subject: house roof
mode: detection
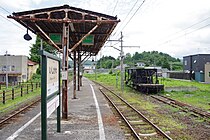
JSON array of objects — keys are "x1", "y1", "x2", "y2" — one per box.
[
  {"x1": 28, "y1": 60, "x2": 38, "y2": 66},
  {"x1": 183, "y1": 54, "x2": 210, "y2": 58},
  {"x1": 8, "y1": 5, "x2": 119, "y2": 56}
]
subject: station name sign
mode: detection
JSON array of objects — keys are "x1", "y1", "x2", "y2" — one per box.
[
  {"x1": 82, "y1": 35, "x2": 94, "y2": 45},
  {"x1": 47, "y1": 58, "x2": 59, "y2": 97}
]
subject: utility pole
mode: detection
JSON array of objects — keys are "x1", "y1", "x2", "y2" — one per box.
[
  {"x1": 5, "y1": 51, "x2": 8, "y2": 88},
  {"x1": 120, "y1": 32, "x2": 124, "y2": 92},
  {"x1": 107, "y1": 32, "x2": 140, "y2": 93}
]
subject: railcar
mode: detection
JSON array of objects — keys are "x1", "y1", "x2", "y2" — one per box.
[{"x1": 125, "y1": 68, "x2": 164, "y2": 93}]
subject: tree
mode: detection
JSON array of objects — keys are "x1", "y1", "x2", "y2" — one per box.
[
  {"x1": 29, "y1": 36, "x2": 57, "y2": 63},
  {"x1": 96, "y1": 56, "x2": 115, "y2": 69}
]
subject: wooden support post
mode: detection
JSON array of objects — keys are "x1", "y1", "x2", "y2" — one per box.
[
  {"x1": 3, "y1": 90, "x2": 5, "y2": 104},
  {"x1": 21, "y1": 86, "x2": 23, "y2": 96},
  {"x1": 12, "y1": 88, "x2": 14, "y2": 100},
  {"x1": 62, "y1": 23, "x2": 69, "y2": 119},
  {"x1": 79, "y1": 53, "x2": 82, "y2": 86},
  {"x1": 73, "y1": 51, "x2": 77, "y2": 99},
  {"x1": 27, "y1": 84, "x2": 29, "y2": 94},
  {"x1": 77, "y1": 51, "x2": 80, "y2": 91}
]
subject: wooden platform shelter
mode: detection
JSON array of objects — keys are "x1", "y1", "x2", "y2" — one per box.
[{"x1": 8, "y1": 4, "x2": 120, "y2": 119}]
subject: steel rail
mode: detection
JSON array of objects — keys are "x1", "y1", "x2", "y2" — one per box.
[
  {"x1": 0, "y1": 97, "x2": 41, "y2": 127},
  {"x1": 99, "y1": 88, "x2": 141, "y2": 140},
  {"x1": 96, "y1": 81, "x2": 172, "y2": 140},
  {"x1": 151, "y1": 95, "x2": 210, "y2": 118}
]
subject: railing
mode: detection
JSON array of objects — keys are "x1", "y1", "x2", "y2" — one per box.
[{"x1": 0, "y1": 82, "x2": 41, "y2": 104}]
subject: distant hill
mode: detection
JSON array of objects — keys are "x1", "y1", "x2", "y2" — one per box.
[
  {"x1": 69, "y1": 51, "x2": 183, "y2": 70},
  {"x1": 97, "y1": 51, "x2": 183, "y2": 70}
]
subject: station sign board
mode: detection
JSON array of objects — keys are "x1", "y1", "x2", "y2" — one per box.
[
  {"x1": 49, "y1": 33, "x2": 62, "y2": 44},
  {"x1": 39, "y1": 50, "x2": 61, "y2": 140},
  {"x1": 82, "y1": 35, "x2": 94, "y2": 45},
  {"x1": 47, "y1": 58, "x2": 59, "y2": 97}
]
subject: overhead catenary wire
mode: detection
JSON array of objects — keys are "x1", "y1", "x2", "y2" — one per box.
[
  {"x1": 115, "y1": 0, "x2": 146, "y2": 37},
  {"x1": 157, "y1": 23, "x2": 210, "y2": 46},
  {"x1": 164, "y1": 16, "x2": 210, "y2": 40},
  {"x1": 112, "y1": 0, "x2": 140, "y2": 36},
  {"x1": 0, "y1": 14, "x2": 25, "y2": 31},
  {"x1": 112, "y1": 0, "x2": 119, "y2": 15},
  {"x1": 120, "y1": 0, "x2": 146, "y2": 31},
  {"x1": 0, "y1": 5, "x2": 11, "y2": 14},
  {"x1": 0, "y1": 5, "x2": 26, "y2": 31}
]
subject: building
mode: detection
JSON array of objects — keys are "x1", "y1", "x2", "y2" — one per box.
[
  {"x1": 135, "y1": 62, "x2": 145, "y2": 67},
  {"x1": 183, "y1": 54, "x2": 210, "y2": 82},
  {"x1": 27, "y1": 60, "x2": 39, "y2": 80},
  {"x1": 0, "y1": 55, "x2": 28, "y2": 83},
  {"x1": 183, "y1": 54, "x2": 210, "y2": 73},
  {"x1": 205, "y1": 62, "x2": 210, "y2": 83}
]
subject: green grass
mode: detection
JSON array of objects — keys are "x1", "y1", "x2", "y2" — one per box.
[
  {"x1": 84, "y1": 73, "x2": 210, "y2": 138},
  {"x1": 84, "y1": 73, "x2": 186, "y2": 132},
  {"x1": 0, "y1": 88, "x2": 40, "y2": 114},
  {"x1": 160, "y1": 78, "x2": 210, "y2": 90},
  {"x1": 159, "y1": 78, "x2": 210, "y2": 111}
]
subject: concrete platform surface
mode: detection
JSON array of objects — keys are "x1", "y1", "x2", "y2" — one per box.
[{"x1": 0, "y1": 78, "x2": 125, "y2": 140}]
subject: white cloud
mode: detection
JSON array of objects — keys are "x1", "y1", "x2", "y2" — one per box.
[{"x1": 1, "y1": 0, "x2": 210, "y2": 59}]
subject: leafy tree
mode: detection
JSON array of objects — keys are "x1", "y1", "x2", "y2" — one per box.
[
  {"x1": 96, "y1": 51, "x2": 182, "y2": 70},
  {"x1": 96, "y1": 56, "x2": 115, "y2": 69},
  {"x1": 29, "y1": 36, "x2": 57, "y2": 63}
]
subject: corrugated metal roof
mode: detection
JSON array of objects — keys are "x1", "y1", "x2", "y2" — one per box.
[{"x1": 8, "y1": 5, "x2": 120, "y2": 56}]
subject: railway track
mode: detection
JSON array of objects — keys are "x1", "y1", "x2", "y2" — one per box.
[
  {"x1": 0, "y1": 97, "x2": 41, "y2": 128},
  {"x1": 96, "y1": 82, "x2": 172, "y2": 140},
  {"x1": 151, "y1": 95, "x2": 210, "y2": 119}
]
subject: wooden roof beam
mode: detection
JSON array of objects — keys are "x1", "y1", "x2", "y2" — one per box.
[
  {"x1": 8, "y1": 15, "x2": 120, "y2": 24},
  {"x1": 69, "y1": 23, "x2": 100, "y2": 52},
  {"x1": 35, "y1": 23, "x2": 61, "y2": 51}
]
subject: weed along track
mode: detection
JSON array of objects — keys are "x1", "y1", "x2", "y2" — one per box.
[
  {"x1": 97, "y1": 83, "x2": 172, "y2": 140},
  {"x1": 0, "y1": 97, "x2": 40, "y2": 128},
  {"x1": 151, "y1": 95, "x2": 210, "y2": 119}
]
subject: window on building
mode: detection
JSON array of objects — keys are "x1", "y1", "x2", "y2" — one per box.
[
  {"x1": 22, "y1": 75, "x2": 26, "y2": 79},
  {"x1": 2, "y1": 65, "x2": 6, "y2": 71},
  {"x1": 209, "y1": 72, "x2": 210, "y2": 77},
  {"x1": 11, "y1": 65, "x2": 15, "y2": 71},
  {"x1": 184, "y1": 60, "x2": 187, "y2": 66},
  {"x1": 7, "y1": 65, "x2": 11, "y2": 71}
]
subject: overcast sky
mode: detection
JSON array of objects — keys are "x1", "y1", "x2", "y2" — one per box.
[{"x1": 0, "y1": 0, "x2": 210, "y2": 59}]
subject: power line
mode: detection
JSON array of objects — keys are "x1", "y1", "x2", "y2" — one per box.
[
  {"x1": 112, "y1": 0, "x2": 119, "y2": 15},
  {"x1": 0, "y1": 5, "x2": 11, "y2": 14},
  {"x1": 0, "y1": 5, "x2": 25, "y2": 31},
  {"x1": 113, "y1": 0, "x2": 139, "y2": 35},
  {"x1": 0, "y1": 14, "x2": 25, "y2": 31},
  {"x1": 158, "y1": 23, "x2": 210, "y2": 46},
  {"x1": 121, "y1": 0, "x2": 146, "y2": 31},
  {"x1": 115, "y1": 0, "x2": 146, "y2": 37},
  {"x1": 166, "y1": 16, "x2": 210, "y2": 39}
]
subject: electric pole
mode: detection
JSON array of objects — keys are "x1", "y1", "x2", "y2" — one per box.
[
  {"x1": 107, "y1": 31, "x2": 140, "y2": 93},
  {"x1": 120, "y1": 32, "x2": 124, "y2": 92}
]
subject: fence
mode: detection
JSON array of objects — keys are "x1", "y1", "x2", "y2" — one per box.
[
  {"x1": 167, "y1": 72, "x2": 194, "y2": 80},
  {"x1": 0, "y1": 82, "x2": 41, "y2": 104}
]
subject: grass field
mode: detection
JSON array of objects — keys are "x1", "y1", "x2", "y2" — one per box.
[
  {"x1": 0, "y1": 88, "x2": 41, "y2": 114},
  {"x1": 85, "y1": 73, "x2": 210, "y2": 111}
]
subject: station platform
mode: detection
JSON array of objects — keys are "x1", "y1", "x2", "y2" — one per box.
[{"x1": 1, "y1": 78, "x2": 125, "y2": 140}]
